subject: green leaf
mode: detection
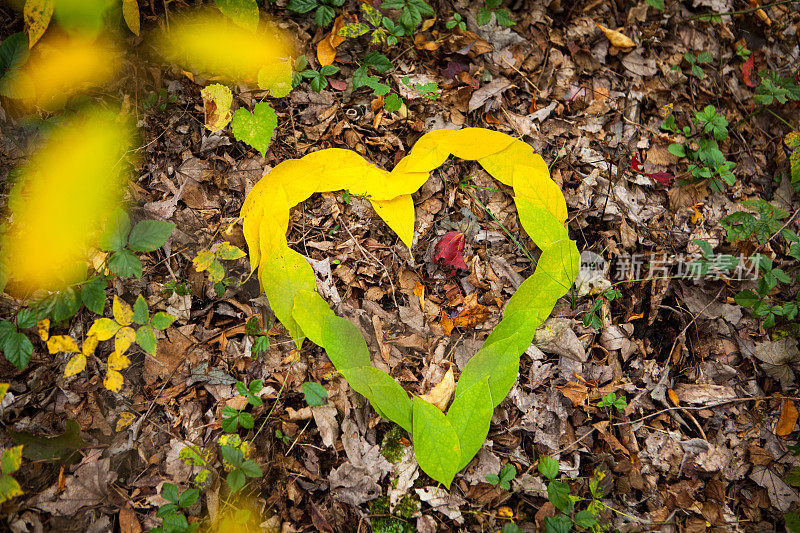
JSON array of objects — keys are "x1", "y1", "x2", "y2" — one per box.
[
  {"x1": 538, "y1": 455, "x2": 559, "y2": 480},
  {"x1": 486, "y1": 474, "x2": 499, "y2": 485},
  {"x1": 363, "y1": 51, "x2": 392, "y2": 73},
  {"x1": 179, "y1": 487, "x2": 200, "y2": 508},
  {"x1": 412, "y1": 398, "x2": 461, "y2": 488},
  {"x1": 0, "y1": 33, "x2": 28, "y2": 71},
  {"x1": 109, "y1": 250, "x2": 143, "y2": 278},
  {"x1": 151, "y1": 312, "x2": 176, "y2": 330},
  {"x1": 50, "y1": 288, "x2": 81, "y2": 322},
  {"x1": 127, "y1": 220, "x2": 175, "y2": 252},
  {"x1": 494, "y1": 8, "x2": 515, "y2": 26},
  {"x1": 132, "y1": 295, "x2": 149, "y2": 325},
  {"x1": 315, "y1": 4, "x2": 335, "y2": 27},
  {"x1": 0, "y1": 321, "x2": 15, "y2": 349},
  {"x1": 476, "y1": 7, "x2": 492, "y2": 26},
  {"x1": 287, "y1": 0, "x2": 318, "y2": 13},
  {"x1": 227, "y1": 469, "x2": 246, "y2": 492},
  {"x1": 239, "y1": 412, "x2": 254, "y2": 429},
  {"x1": 81, "y1": 277, "x2": 106, "y2": 315},
  {"x1": 231, "y1": 102, "x2": 277, "y2": 157},
  {"x1": 236, "y1": 381, "x2": 248, "y2": 396},
  {"x1": 213, "y1": 0, "x2": 260, "y2": 32},
  {"x1": 544, "y1": 514, "x2": 571, "y2": 533},
  {"x1": 9, "y1": 420, "x2": 84, "y2": 464},
  {"x1": 319, "y1": 64, "x2": 340, "y2": 76},
  {"x1": 162, "y1": 513, "x2": 189, "y2": 532},
  {"x1": 447, "y1": 378, "x2": 492, "y2": 471},
  {"x1": 16, "y1": 308, "x2": 36, "y2": 329},
  {"x1": 4, "y1": 332, "x2": 32, "y2": 370},
  {"x1": 221, "y1": 413, "x2": 239, "y2": 433},
  {"x1": 646, "y1": 0, "x2": 664, "y2": 9},
  {"x1": 0, "y1": 474, "x2": 22, "y2": 503},
  {"x1": 384, "y1": 92, "x2": 402, "y2": 113},
  {"x1": 98, "y1": 209, "x2": 130, "y2": 252},
  {"x1": 136, "y1": 325, "x2": 157, "y2": 355},
  {"x1": 162, "y1": 482, "x2": 180, "y2": 503},
  {"x1": 216, "y1": 242, "x2": 246, "y2": 261},
  {"x1": 220, "y1": 444, "x2": 243, "y2": 466},
  {"x1": 696, "y1": 51, "x2": 713, "y2": 63},
  {"x1": 1, "y1": 445, "x2": 23, "y2": 475},
  {"x1": 248, "y1": 379, "x2": 263, "y2": 395},
  {"x1": 499, "y1": 463, "x2": 516, "y2": 483},
  {"x1": 241, "y1": 459, "x2": 262, "y2": 478},
  {"x1": 547, "y1": 480, "x2": 573, "y2": 514},
  {"x1": 302, "y1": 381, "x2": 328, "y2": 406},
  {"x1": 786, "y1": 510, "x2": 800, "y2": 533}
]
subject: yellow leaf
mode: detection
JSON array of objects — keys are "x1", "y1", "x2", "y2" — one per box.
[
  {"x1": 116, "y1": 411, "x2": 137, "y2": 432},
  {"x1": 108, "y1": 350, "x2": 131, "y2": 371},
  {"x1": 24, "y1": 0, "x2": 54, "y2": 48},
  {"x1": 88, "y1": 317, "x2": 121, "y2": 341},
  {"x1": 200, "y1": 83, "x2": 233, "y2": 132},
  {"x1": 64, "y1": 353, "x2": 86, "y2": 377},
  {"x1": 37, "y1": 318, "x2": 50, "y2": 341},
  {"x1": 4, "y1": 107, "x2": 133, "y2": 292},
  {"x1": 370, "y1": 196, "x2": 415, "y2": 249},
  {"x1": 155, "y1": 10, "x2": 293, "y2": 84},
  {"x1": 113, "y1": 295, "x2": 134, "y2": 326},
  {"x1": 0, "y1": 383, "x2": 9, "y2": 403},
  {"x1": 46, "y1": 335, "x2": 80, "y2": 354},
  {"x1": 82, "y1": 334, "x2": 99, "y2": 356},
  {"x1": 418, "y1": 365, "x2": 455, "y2": 411},
  {"x1": 104, "y1": 370, "x2": 124, "y2": 392},
  {"x1": 257, "y1": 58, "x2": 293, "y2": 98},
  {"x1": 777, "y1": 399, "x2": 799, "y2": 437},
  {"x1": 122, "y1": 0, "x2": 140, "y2": 36},
  {"x1": 596, "y1": 23, "x2": 636, "y2": 49},
  {"x1": 114, "y1": 326, "x2": 136, "y2": 356},
  {"x1": 193, "y1": 250, "x2": 216, "y2": 272},
  {"x1": 317, "y1": 16, "x2": 346, "y2": 66}
]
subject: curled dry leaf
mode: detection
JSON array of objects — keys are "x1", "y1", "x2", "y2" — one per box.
[
  {"x1": 753, "y1": 338, "x2": 800, "y2": 387},
  {"x1": 596, "y1": 23, "x2": 636, "y2": 49},
  {"x1": 419, "y1": 365, "x2": 456, "y2": 411},
  {"x1": 317, "y1": 16, "x2": 346, "y2": 66}
]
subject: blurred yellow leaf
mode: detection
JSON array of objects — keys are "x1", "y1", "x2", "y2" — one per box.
[
  {"x1": 0, "y1": 384, "x2": 9, "y2": 403},
  {"x1": 116, "y1": 411, "x2": 137, "y2": 431},
  {"x1": 46, "y1": 335, "x2": 80, "y2": 354},
  {"x1": 88, "y1": 318, "x2": 121, "y2": 341},
  {"x1": 103, "y1": 370, "x2": 123, "y2": 392},
  {"x1": 200, "y1": 83, "x2": 233, "y2": 132},
  {"x1": 122, "y1": 0, "x2": 140, "y2": 36},
  {"x1": 24, "y1": 0, "x2": 54, "y2": 48},
  {"x1": 82, "y1": 334, "x2": 99, "y2": 356},
  {"x1": 108, "y1": 350, "x2": 131, "y2": 371},
  {"x1": 257, "y1": 58, "x2": 292, "y2": 98},
  {"x1": 64, "y1": 353, "x2": 86, "y2": 377},
  {"x1": 596, "y1": 23, "x2": 635, "y2": 49},
  {"x1": 114, "y1": 326, "x2": 136, "y2": 356},
  {"x1": 155, "y1": 9, "x2": 293, "y2": 84},
  {"x1": 4, "y1": 108, "x2": 133, "y2": 293},
  {"x1": 37, "y1": 318, "x2": 50, "y2": 341},
  {"x1": 113, "y1": 295, "x2": 134, "y2": 326}
]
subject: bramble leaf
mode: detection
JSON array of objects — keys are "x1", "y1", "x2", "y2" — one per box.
[{"x1": 232, "y1": 101, "x2": 277, "y2": 157}]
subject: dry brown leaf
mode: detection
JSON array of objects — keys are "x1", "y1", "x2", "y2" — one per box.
[
  {"x1": 596, "y1": 23, "x2": 635, "y2": 49},
  {"x1": 452, "y1": 293, "x2": 490, "y2": 330},
  {"x1": 440, "y1": 313, "x2": 454, "y2": 336},
  {"x1": 777, "y1": 399, "x2": 798, "y2": 437},
  {"x1": 419, "y1": 365, "x2": 455, "y2": 411},
  {"x1": 317, "y1": 16, "x2": 346, "y2": 66}
]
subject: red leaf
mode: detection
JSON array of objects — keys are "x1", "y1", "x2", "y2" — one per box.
[
  {"x1": 630, "y1": 154, "x2": 644, "y2": 173},
  {"x1": 434, "y1": 231, "x2": 468, "y2": 271},
  {"x1": 647, "y1": 171, "x2": 673, "y2": 185},
  {"x1": 742, "y1": 56, "x2": 757, "y2": 88}
]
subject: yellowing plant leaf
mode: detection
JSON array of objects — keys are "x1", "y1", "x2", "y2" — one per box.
[
  {"x1": 0, "y1": 384, "x2": 8, "y2": 403},
  {"x1": 37, "y1": 318, "x2": 50, "y2": 341},
  {"x1": 777, "y1": 399, "x2": 799, "y2": 437},
  {"x1": 116, "y1": 411, "x2": 137, "y2": 432},
  {"x1": 418, "y1": 365, "x2": 455, "y2": 411},
  {"x1": 596, "y1": 23, "x2": 635, "y2": 49},
  {"x1": 193, "y1": 250, "x2": 216, "y2": 272},
  {"x1": 200, "y1": 83, "x2": 233, "y2": 132},
  {"x1": 24, "y1": 0, "x2": 54, "y2": 48},
  {"x1": 257, "y1": 58, "x2": 292, "y2": 98},
  {"x1": 155, "y1": 9, "x2": 293, "y2": 84},
  {"x1": 88, "y1": 318, "x2": 122, "y2": 341},
  {"x1": 114, "y1": 326, "x2": 136, "y2": 356},
  {"x1": 103, "y1": 370, "x2": 123, "y2": 392},
  {"x1": 10, "y1": 34, "x2": 120, "y2": 111},
  {"x1": 122, "y1": 0, "x2": 140, "y2": 36},
  {"x1": 113, "y1": 296, "x2": 134, "y2": 326},
  {"x1": 46, "y1": 335, "x2": 80, "y2": 354},
  {"x1": 4, "y1": 107, "x2": 133, "y2": 292},
  {"x1": 317, "y1": 16, "x2": 346, "y2": 66},
  {"x1": 64, "y1": 353, "x2": 87, "y2": 377},
  {"x1": 108, "y1": 350, "x2": 131, "y2": 371},
  {"x1": 82, "y1": 334, "x2": 99, "y2": 356}
]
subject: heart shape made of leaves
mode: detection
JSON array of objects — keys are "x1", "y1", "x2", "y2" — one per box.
[{"x1": 241, "y1": 128, "x2": 579, "y2": 486}]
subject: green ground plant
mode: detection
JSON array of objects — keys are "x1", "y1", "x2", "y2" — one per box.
[{"x1": 477, "y1": 0, "x2": 516, "y2": 26}]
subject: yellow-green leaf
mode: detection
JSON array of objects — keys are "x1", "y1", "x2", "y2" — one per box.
[
  {"x1": 200, "y1": 83, "x2": 233, "y2": 132},
  {"x1": 114, "y1": 326, "x2": 136, "y2": 356},
  {"x1": 0, "y1": 474, "x2": 23, "y2": 503},
  {"x1": 64, "y1": 353, "x2": 86, "y2": 377},
  {"x1": 193, "y1": 250, "x2": 216, "y2": 272},
  {"x1": 24, "y1": 0, "x2": 54, "y2": 48},
  {"x1": 216, "y1": 241, "x2": 246, "y2": 260},
  {"x1": 46, "y1": 335, "x2": 80, "y2": 354},
  {"x1": 37, "y1": 318, "x2": 50, "y2": 341},
  {"x1": 0, "y1": 384, "x2": 8, "y2": 403},
  {"x1": 257, "y1": 58, "x2": 293, "y2": 98},
  {"x1": 113, "y1": 295, "x2": 134, "y2": 326},
  {"x1": 108, "y1": 350, "x2": 131, "y2": 371},
  {"x1": 103, "y1": 370, "x2": 123, "y2": 392},
  {"x1": 1, "y1": 445, "x2": 23, "y2": 474},
  {"x1": 88, "y1": 317, "x2": 121, "y2": 341},
  {"x1": 207, "y1": 260, "x2": 225, "y2": 282},
  {"x1": 122, "y1": 0, "x2": 140, "y2": 36}
]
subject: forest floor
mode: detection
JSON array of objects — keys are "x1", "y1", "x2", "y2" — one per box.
[{"x1": 1, "y1": 0, "x2": 800, "y2": 532}]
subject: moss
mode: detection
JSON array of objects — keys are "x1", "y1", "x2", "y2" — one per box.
[
  {"x1": 369, "y1": 496, "x2": 415, "y2": 533},
  {"x1": 394, "y1": 495, "x2": 419, "y2": 520},
  {"x1": 380, "y1": 425, "x2": 406, "y2": 464}
]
